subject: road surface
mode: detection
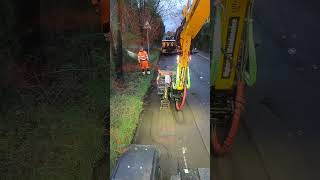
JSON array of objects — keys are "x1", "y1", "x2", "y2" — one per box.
[
  {"x1": 134, "y1": 53, "x2": 210, "y2": 179},
  {"x1": 214, "y1": 0, "x2": 320, "y2": 179}
]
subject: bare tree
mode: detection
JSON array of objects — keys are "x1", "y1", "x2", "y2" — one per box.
[{"x1": 110, "y1": 0, "x2": 125, "y2": 80}]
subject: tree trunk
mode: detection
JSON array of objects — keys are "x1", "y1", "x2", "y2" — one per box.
[
  {"x1": 115, "y1": 0, "x2": 124, "y2": 80},
  {"x1": 138, "y1": 0, "x2": 145, "y2": 46}
]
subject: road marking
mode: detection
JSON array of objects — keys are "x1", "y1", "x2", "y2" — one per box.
[
  {"x1": 182, "y1": 147, "x2": 189, "y2": 170},
  {"x1": 182, "y1": 147, "x2": 187, "y2": 154},
  {"x1": 197, "y1": 53, "x2": 210, "y2": 61}
]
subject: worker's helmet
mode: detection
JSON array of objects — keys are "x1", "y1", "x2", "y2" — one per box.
[{"x1": 139, "y1": 46, "x2": 144, "y2": 51}]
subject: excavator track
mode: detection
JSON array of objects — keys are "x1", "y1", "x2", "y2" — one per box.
[
  {"x1": 160, "y1": 99, "x2": 170, "y2": 110},
  {"x1": 211, "y1": 90, "x2": 234, "y2": 151},
  {"x1": 211, "y1": 81, "x2": 246, "y2": 155}
]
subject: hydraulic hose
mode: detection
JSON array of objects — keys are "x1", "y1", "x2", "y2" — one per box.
[
  {"x1": 175, "y1": 66, "x2": 190, "y2": 110},
  {"x1": 212, "y1": 80, "x2": 245, "y2": 155},
  {"x1": 175, "y1": 86, "x2": 187, "y2": 111}
]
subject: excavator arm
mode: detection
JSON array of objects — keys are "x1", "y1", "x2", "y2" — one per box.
[
  {"x1": 173, "y1": 0, "x2": 210, "y2": 110},
  {"x1": 175, "y1": 0, "x2": 210, "y2": 91},
  {"x1": 176, "y1": 0, "x2": 257, "y2": 155}
]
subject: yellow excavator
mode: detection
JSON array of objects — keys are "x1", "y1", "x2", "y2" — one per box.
[
  {"x1": 174, "y1": 0, "x2": 257, "y2": 155},
  {"x1": 157, "y1": 0, "x2": 210, "y2": 111}
]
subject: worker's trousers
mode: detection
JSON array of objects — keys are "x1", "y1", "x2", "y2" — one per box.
[{"x1": 140, "y1": 60, "x2": 150, "y2": 72}]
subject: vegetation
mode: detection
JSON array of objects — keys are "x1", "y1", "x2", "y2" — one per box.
[
  {"x1": 110, "y1": 0, "x2": 165, "y2": 81},
  {"x1": 1, "y1": 0, "x2": 165, "y2": 179},
  {"x1": 0, "y1": 33, "x2": 107, "y2": 180},
  {"x1": 0, "y1": 1, "x2": 107, "y2": 179},
  {"x1": 110, "y1": 50, "x2": 160, "y2": 170},
  {"x1": 193, "y1": 22, "x2": 211, "y2": 52},
  {"x1": 109, "y1": 0, "x2": 165, "y2": 170}
]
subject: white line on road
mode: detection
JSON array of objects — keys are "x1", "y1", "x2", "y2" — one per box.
[
  {"x1": 196, "y1": 53, "x2": 210, "y2": 61},
  {"x1": 182, "y1": 147, "x2": 189, "y2": 170}
]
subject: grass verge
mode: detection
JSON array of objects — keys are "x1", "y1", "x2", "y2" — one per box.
[
  {"x1": 0, "y1": 33, "x2": 107, "y2": 180},
  {"x1": 110, "y1": 49, "x2": 160, "y2": 170}
]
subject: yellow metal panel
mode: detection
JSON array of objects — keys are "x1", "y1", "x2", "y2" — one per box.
[
  {"x1": 177, "y1": 35, "x2": 191, "y2": 90},
  {"x1": 183, "y1": 0, "x2": 210, "y2": 38},
  {"x1": 214, "y1": 0, "x2": 249, "y2": 90}
]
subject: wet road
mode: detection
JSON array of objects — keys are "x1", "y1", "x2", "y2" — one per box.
[
  {"x1": 134, "y1": 53, "x2": 210, "y2": 179},
  {"x1": 214, "y1": 0, "x2": 320, "y2": 179}
]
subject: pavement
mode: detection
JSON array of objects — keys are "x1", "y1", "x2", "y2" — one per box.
[
  {"x1": 134, "y1": 53, "x2": 210, "y2": 179},
  {"x1": 214, "y1": 0, "x2": 320, "y2": 179},
  {"x1": 188, "y1": 52, "x2": 211, "y2": 154}
]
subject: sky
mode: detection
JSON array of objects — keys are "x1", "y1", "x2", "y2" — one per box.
[{"x1": 160, "y1": 0, "x2": 188, "y2": 32}]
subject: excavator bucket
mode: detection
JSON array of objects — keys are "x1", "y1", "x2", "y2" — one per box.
[{"x1": 157, "y1": 70, "x2": 175, "y2": 110}]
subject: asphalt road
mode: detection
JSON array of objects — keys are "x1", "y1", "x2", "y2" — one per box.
[
  {"x1": 134, "y1": 53, "x2": 210, "y2": 179},
  {"x1": 214, "y1": 0, "x2": 320, "y2": 179}
]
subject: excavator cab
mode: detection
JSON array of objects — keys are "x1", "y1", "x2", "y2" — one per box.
[{"x1": 111, "y1": 145, "x2": 162, "y2": 180}]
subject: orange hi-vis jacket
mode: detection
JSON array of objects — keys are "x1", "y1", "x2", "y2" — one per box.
[
  {"x1": 138, "y1": 50, "x2": 149, "y2": 61},
  {"x1": 138, "y1": 50, "x2": 149, "y2": 70}
]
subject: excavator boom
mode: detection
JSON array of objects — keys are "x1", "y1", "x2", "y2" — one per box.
[{"x1": 176, "y1": 0, "x2": 210, "y2": 90}]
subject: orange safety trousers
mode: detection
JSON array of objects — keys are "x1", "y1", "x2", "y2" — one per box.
[{"x1": 140, "y1": 60, "x2": 149, "y2": 71}]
